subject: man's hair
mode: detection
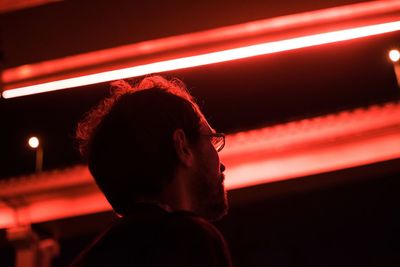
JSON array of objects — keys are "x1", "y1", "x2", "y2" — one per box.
[{"x1": 76, "y1": 75, "x2": 204, "y2": 215}]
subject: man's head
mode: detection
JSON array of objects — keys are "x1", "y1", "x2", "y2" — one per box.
[{"x1": 76, "y1": 75, "x2": 227, "y2": 220}]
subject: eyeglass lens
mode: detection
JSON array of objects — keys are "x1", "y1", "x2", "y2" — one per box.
[{"x1": 212, "y1": 136, "x2": 224, "y2": 152}]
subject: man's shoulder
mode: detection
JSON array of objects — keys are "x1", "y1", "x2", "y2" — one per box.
[
  {"x1": 100, "y1": 208, "x2": 224, "y2": 246},
  {"x1": 70, "y1": 209, "x2": 232, "y2": 267},
  {"x1": 158, "y1": 211, "x2": 232, "y2": 267}
]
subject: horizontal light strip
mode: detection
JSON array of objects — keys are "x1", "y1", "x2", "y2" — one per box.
[
  {"x1": 1, "y1": 101, "x2": 400, "y2": 228},
  {"x1": 224, "y1": 130, "x2": 400, "y2": 190},
  {"x1": 1, "y1": 130, "x2": 399, "y2": 228},
  {"x1": 4, "y1": 0, "x2": 400, "y2": 85},
  {"x1": 3, "y1": 20, "x2": 400, "y2": 99},
  {"x1": 0, "y1": 190, "x2": 111, "y2": 228}
]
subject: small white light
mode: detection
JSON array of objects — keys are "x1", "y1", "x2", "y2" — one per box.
[
  {"x1": 389, "y1": 49, "x2": 400, "y2": 62},
  {"x1": 28, "y1": 137, "x2": 40, "y2": 148}
]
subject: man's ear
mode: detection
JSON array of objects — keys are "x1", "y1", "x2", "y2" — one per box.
[{"x1": 173, "y1": 129, "x2": 194, "y2": 167}]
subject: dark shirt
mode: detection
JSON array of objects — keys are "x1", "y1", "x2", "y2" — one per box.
[{"x1": 70, "y1": 203, "x2": 232, "y2": 267}]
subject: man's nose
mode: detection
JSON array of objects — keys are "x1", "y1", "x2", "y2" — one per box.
[{"x1": 220, "y1": 163, "x2": 226, "y2": 172}]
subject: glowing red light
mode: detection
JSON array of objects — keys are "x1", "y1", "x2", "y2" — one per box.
[
  {"x1": 2, "y1": 20, "x2": 400, "y2": 99},
  {"x1": 2, "y1": 0, "x2": 400, "y2": 98}
]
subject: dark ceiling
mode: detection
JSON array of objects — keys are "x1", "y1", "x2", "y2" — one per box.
[{"x1": 1, "y1": 0, "x2": 399, "y2": 179}]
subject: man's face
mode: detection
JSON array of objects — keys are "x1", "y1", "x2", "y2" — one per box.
[{"x1": 190, "y1": 120, "x2": 228, "y2": 221}]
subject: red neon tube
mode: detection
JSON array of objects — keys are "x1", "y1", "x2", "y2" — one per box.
[{"x1": 2, "y1": 1, "x2": 400, "y2": 98}]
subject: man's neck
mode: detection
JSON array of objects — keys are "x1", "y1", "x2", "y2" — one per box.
[{"x1": 134, "y1": 200, "x2": 172, "y2": 212}]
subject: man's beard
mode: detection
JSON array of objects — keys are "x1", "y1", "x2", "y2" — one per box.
[{"x1": 191, "y1": 163, "x2": 228, "y2": 221}]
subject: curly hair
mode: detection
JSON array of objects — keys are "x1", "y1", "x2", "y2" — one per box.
[{"x1": 76, "y1": 75, "x2": 205, "y2": 215}]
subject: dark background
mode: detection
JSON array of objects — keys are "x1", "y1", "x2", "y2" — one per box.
[
  {"x1": 1, "y1": 1, "x2": 400, "y2": 266},
  {"x1": 1, "y1": 0, "x2": 399, "y2": 179}
]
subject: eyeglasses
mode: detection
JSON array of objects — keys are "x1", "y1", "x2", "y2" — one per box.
[{"x1": 204, "y1": 133, "x2": 225, "y2": 152}]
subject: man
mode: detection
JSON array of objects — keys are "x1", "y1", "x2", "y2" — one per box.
[{"x1": 70, "y1": 75, "x2": 232, "y2": 266}]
